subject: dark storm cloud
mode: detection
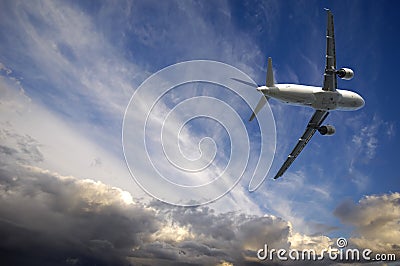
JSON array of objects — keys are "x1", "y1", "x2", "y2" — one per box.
[
  {"x1": 0, "y1": 140, "x2": 301, "y2": 265},
  {"x1": 1, "y1": 129, "x2": 393, "y2": 265},
  {"x1": 0, "y1": 164, "x2": 160, "y2": 266},
  {"x1": 0, "y1": 134, "x2": 157, "y2": 265},
  {"x1": 147, "y1": 202, "x2": 292, "y2": 264}
]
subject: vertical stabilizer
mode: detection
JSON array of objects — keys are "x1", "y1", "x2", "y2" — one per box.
[{"x1": 266, "y1": 57, "x2": 274, "y2": 87}]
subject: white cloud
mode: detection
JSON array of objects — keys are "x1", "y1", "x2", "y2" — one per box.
[
  {"x1": 253, "y1": 169, "x2": 336, "y2": 238},
  {"x1": 0, "y1": 0, "x2": 276, "y2": 209},
  {"x1": 346, "y1": 113, "x2": 394, "y2": 164},
  {"x1": 0, "y1": 70, "x2": 145, "y2": 199},
  {"x1": 1, "y1": 0, "x2": 146, "y2": 142},
  {"x1": 341, "y1": 113, "x2": 395, "y2": 191},
  {"x1": 289, "y1": 233, "x2": 332, "y2": 254},
  {"x1": 334, "y1": 193, "x2": 400, "y2": 255}
]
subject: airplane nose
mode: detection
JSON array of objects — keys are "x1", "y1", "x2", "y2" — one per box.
[{"x1": 356, "y1": 94, "x2": 365, "y2": 108}]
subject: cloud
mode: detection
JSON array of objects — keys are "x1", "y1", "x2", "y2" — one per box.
[
  {"x1": 0, "y1": 0, "x2": 144, "y2": 151},
  {"x1": 0, "y1": 0, "x2": 333, "y2": 233},
  {"x1": 0, "y1": 128, "x2": 44, "y2": 164},
  {"x1": 0, "y1": 164, "x2": 159, "y2": 266},
  {"x1": 334, "y1": 193, "x2": 400, "y2": 255},
  {"x1": 253, "y1": 169, "x2": 337, "y2": 239},
  {"x1": 341, "y1": 113, "x2": 396, "y2": 191},
  {"x1": 2, "y1": 1, "x2": 397, "y2": 264},
  {"x1": 0, "y1": 0, "x2": 268, "y2": 129},
  {"x1": 0, "y1": 0, "x2": 276, "y2": 208},
  {"x1": 1, "y1": 51, "x2": 271, "y2": 222},
  {"x1": 0, "y1": 144, "x2": 334, "y2": 265},
  {"x1": 346, "y1": 114, "x2": 394, "y2": 164},
  {"x1": 0, "y1": 73, "x2": 145, "y2": 201}
]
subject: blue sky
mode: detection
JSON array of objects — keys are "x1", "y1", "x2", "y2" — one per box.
[{"x1": 0, "y1": 0, "x2": 399, "y2": 265}]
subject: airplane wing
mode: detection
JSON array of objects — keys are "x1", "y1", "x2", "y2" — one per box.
[
  {"x1": 322, "y1": 9, "x2": 337, "y2": 92},
  {"x1": 273, "y1": 110, "x2": 329, "y2": 179}
]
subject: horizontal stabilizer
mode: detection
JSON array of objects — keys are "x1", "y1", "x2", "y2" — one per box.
[
  {"x1": 249, "y1": 95, "x2": 268, "y2": 121},
  {"x1": 231, "y1": 78, "x2": 258, "y2": 88}
]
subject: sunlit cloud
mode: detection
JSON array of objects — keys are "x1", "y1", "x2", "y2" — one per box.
[{"x1": 334, "y1": 193, "x2": 400, "y2": 256}]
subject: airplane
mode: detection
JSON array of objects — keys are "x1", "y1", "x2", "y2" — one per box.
[{"x1": 235, "y1": 9, "x2": 365, "y2": 179}]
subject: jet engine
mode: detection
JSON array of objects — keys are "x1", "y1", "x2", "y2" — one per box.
[
  {"x1": 318, "y1": 125, "x2": 335, "y2": 135},
  {"x1": 336, "y1": 68, "x2": 354, "y2": 80}
]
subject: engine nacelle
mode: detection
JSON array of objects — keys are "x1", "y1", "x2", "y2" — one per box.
[
  {"x1": 336, "y1": 68, "x2": 354, "y2": 80},
  {"x1": 318, "y1": 125, "x2": 335, "y2": 136}
]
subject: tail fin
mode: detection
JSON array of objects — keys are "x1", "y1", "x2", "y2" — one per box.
[{"x1": 266, "y1": 57, "x2": 274, "y2": 87}]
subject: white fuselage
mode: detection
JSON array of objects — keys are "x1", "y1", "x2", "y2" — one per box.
[{"x1": 258, "y1": 84, "x2": 365, "y2": 111}]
